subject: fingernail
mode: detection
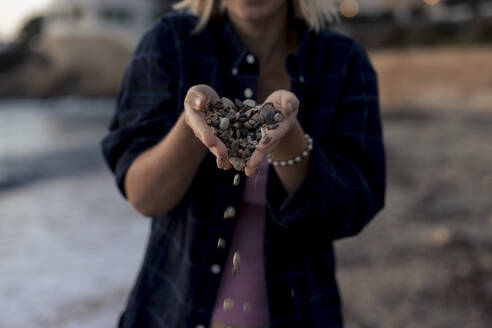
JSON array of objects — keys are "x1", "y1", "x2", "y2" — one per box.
[
  {"x1": 195, "y1": 96, "x2": 202, "y2": 107},
  {"x1": 287, "y1": 101, "x2": 294, "y2": 111},
  {"x1": 262, "y1": 135, "x2": 272, "y2": 145}
]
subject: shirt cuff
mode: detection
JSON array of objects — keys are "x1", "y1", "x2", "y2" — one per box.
[{"x1": 266, "y1": 138, "x2": 334, "y2": 229}]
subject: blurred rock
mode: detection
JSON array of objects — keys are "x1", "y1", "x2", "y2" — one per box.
[
  {"x1": 370, "y1": 47, "x2": 492, "y2": 112},
  {"x1": 432, "y1": 225, "x2": 452, "y2": 246},
  {"x1": 0, "y1": 36, "x2": 131, "y2": 98}
]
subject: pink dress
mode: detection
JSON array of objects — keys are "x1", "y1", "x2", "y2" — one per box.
[{"x1": 210, "y1": 160, "x2": 270, "y2": 327}]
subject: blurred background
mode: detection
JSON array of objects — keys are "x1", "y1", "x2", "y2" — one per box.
[{"x1": 0, "y1": 0, "x2": 491, "y2": 327}]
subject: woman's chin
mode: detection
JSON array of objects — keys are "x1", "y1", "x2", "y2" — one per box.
[
  {"x1": 226, "y1": 0, "x2": 288, "y2": 23},
  {"x1": 233, "y1": 9, "x2": 278, "y2": 23}
]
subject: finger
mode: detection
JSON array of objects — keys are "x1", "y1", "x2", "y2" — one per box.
[
  {"x1": 263, "y1": 90, "x2": 300, "y2": 116},
  {"x1": 210, "y1": 140, "x2": 229, "y2": 169},
  {"x1": 245, "y1": 138, "x2": 280, "y2": 176},
  {"x1": 185, "y1": 85, "x2": 220, "y2": 111},
  {"x1": 246, "y1": 141, "x2": 278, "y2": 174},
  {"x1": 186, "y1": 110, "x2": 229, "y2": 164},
  {"x1": 185, "y1": 91, "x2": 208, "y2": 111},
  {"x1": 192, "y1": 84, "x2": 220, "y2": 101},
  {"x1": 244, "y1": 165, "x2": 257, "y2": 177},
  {"x1": 186, "y1": 109, "x2": 212, "y2": 141},
  {"x1": 277, "y1": 91, "x2": 300, "y2": 116}
]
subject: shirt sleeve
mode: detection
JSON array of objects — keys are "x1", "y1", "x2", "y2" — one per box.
[
  {"x1": 266, "y1": 42, "x2": 386, "y2": 240},
  {"x1": 101, "y1": 20, "x2": 180, "y2": 198}
]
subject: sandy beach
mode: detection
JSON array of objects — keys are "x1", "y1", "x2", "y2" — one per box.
[{"x1": 1, "y1": 46, "x2": 491, "y2": 327}]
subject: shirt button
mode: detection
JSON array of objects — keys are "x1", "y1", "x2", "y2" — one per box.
[
  {"x1": 291, "y1": 289, "x2": 295, "y2": 298},
  {"x1": 246, "y1": 54, "x2": 255, "y2": 64},
  {"x1": 223, "y1": 206, "x2": 236, "y2": 219},
  {"x1": 211, "y1": 264, "x2": 221, "y2": 274},
  {"x1": 217, "y1": 238, "x2": 226, "y2": 249},
  {"x1": 244, "y1": 88, "x2": 253, "y2": 99},
  {"x1": 231, "y1": 67, "x2": 238, "y2": 76},
  {"x1": 299, "y1": 75, "x2": 305, "y2": 83}
]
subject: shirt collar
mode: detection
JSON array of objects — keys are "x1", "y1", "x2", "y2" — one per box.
[
  {"x1": 216, "y1": 13, "x2": 311, "y2": 72},
  {"x1": 219, "y1": 14, "x2": 250, "y2": 69}
]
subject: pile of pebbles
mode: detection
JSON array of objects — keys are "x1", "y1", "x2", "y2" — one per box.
[{"x1": 204, "y1": 97, "x2": 284, "y2": 172}]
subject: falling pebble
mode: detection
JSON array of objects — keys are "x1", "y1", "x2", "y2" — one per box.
[
  {"x1": 431, "y1": 225, "x2": 451, "y2": 246},
  {"x1": 223, "y1": 206, "x2": 236, "y2": 219},
  {"x1": 233, "y1": 174, "x2": 241, "y2": 186},
  {"x1": 223, "y1": 298, "x2": 234, "y2": 312},
  {"x1": 233, "y1": 251, "x2": 241, "y2": 276}
]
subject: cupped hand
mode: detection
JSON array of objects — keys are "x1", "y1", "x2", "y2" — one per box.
[
  {"x1": 183, "y1": 84, "x2": 232, "y2": 170},
  {"x1": 245, "y1": 90, "x2": 300, "y2": 176}
]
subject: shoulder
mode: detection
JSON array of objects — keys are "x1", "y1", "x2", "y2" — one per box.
[
  {"x1": 135, "y1": 12, "x2": 197, "y2": 53},
  {"x1": 158, "y1": 11, "x2": 197, "y2": 35},
  {"x1": 317, "y1": 28, "x2": 370, "y2": 59},
  {"x1": 311, "y1": 28, "x2": 375, "y2": 76}
]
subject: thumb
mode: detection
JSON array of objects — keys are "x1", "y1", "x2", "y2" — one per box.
[{"x1": 279, "y1": 91, "x2": 300, "y2": 115}]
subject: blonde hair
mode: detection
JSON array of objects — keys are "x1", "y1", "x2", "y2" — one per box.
[{"x1": 173, "y1": 0, "x2": 338, "y2": 33}]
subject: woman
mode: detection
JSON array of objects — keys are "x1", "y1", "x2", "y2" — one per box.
[{"x1": 101, "y1": 0, "x2": 386, "y2": 327}]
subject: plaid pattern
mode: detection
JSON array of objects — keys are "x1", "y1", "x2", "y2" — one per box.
[{"x1": 101, "y1": 11, "x2": 385, "y2": 328}]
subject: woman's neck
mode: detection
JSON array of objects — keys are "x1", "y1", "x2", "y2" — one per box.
[{"x1": 228, "y1": 4, "x2": 292, "y2": 66}]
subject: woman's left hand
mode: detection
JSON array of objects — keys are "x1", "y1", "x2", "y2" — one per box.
[{"x1": 245, "y1": 90, "x2": 300, "y2": 176}]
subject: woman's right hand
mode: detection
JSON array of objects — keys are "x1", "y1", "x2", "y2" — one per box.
[{"x1": 183, "y1": 85, "x2": 232, "y2": 170}]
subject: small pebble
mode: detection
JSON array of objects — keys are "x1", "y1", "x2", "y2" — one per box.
[
  {"x1": 233, "y1": 174, "x2": 241, "y2": 186},
  {"x1": 227, "y1": 111, "x2": 237, "y2": 121},
  {"x1": 220, "y1": 117, "x2": 230, "y2": 130},
  {"x1": 260, "y1": 126, "x2": 268, "y2": 139},
  {"x1": 221, "y1": 97, "x2": 235, "y2": 109},
  {"x1": 212, "y1": 100, "x2": 223, "y2": 109},
  {"x1": 238, "y1": 114, "x2": 248, "y2": 122},
  {"x1": 264, "y1": 111, "x2": 276, "y2": 124},
  {"x1": 230, "y1": 140, "x2": 240, "y2": 153},
  {"x1": 261, "y1": 102, "x2": 275, "y2": 112},
  {"x1": 243, "y1": 99, "x2": 256, "y2": 107},
  {"x1": 229, "y1": 157, "x2": 246, "y2": 171},
  {"x1": 274, "y1": 112, "x2": 284, "y2": 122},
  {"x1": 234, "y1": 99, "x2": 245, "y2": 109},
  {"x1": 224, "y1": 206, "x2": 236, "y2": 219}
]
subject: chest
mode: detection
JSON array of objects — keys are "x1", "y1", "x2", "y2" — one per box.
[{"x1": 256, "y1": 64, "x2": 291, "y2": 103}]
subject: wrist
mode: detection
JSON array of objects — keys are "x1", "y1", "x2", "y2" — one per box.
[
  {"x1": 172, "y1": 113, "x2": 208, "y2": 151},
  {"x1": 269, "y1": 120, "x2": 307, "y2": 160}
]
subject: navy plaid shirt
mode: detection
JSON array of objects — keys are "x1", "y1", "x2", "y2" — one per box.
[{"x1": 101, "y1": 11, "x2": 385, "y2": 328}]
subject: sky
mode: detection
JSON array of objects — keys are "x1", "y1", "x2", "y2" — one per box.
[{"x1": 0, "y1": 0, "x2": 50, "y2": 40}]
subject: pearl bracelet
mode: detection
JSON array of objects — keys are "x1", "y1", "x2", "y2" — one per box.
[{"x1": 266, "y1": 133, "x2": 313, "y2": 167}]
